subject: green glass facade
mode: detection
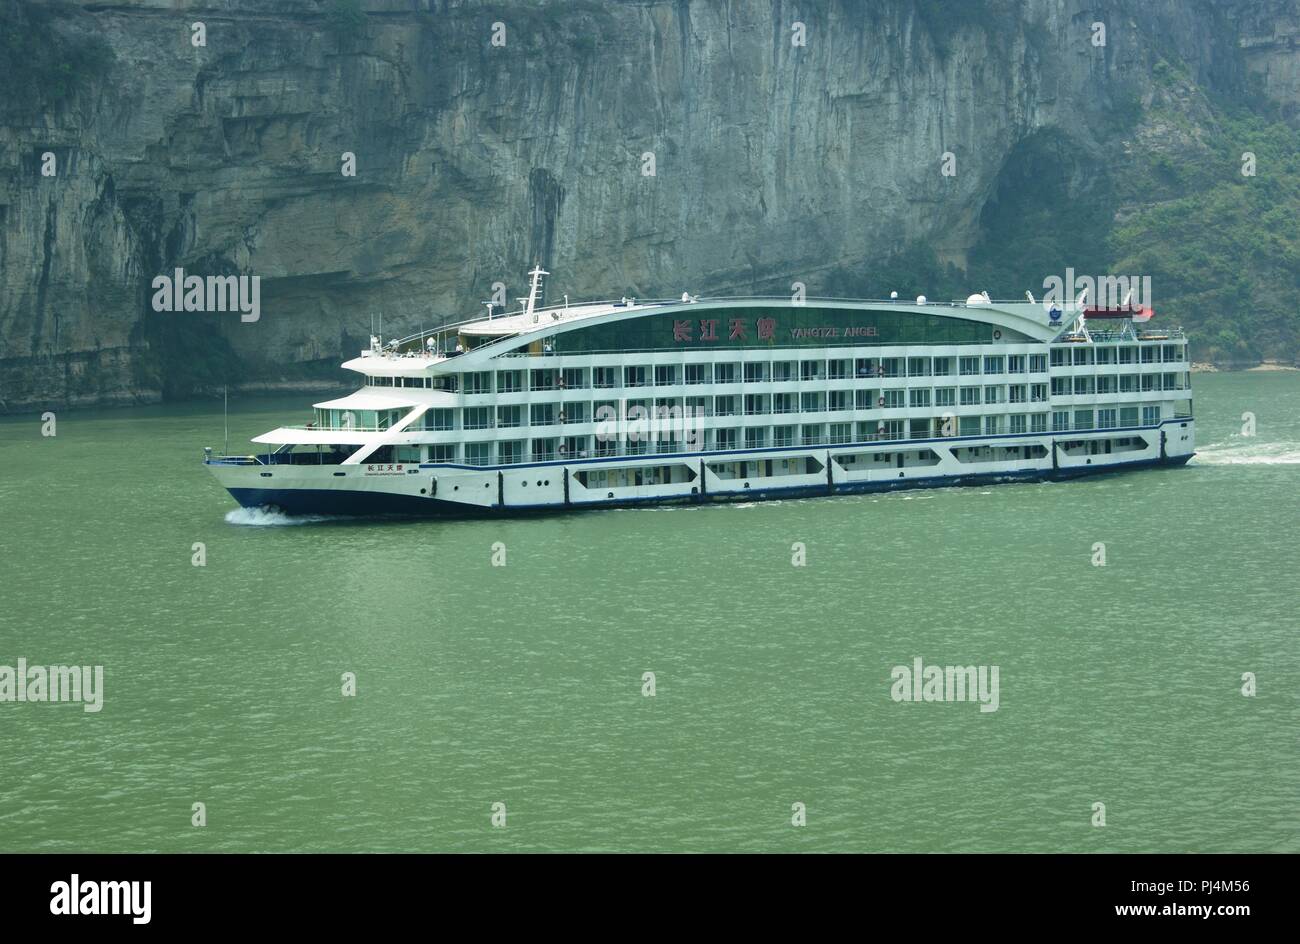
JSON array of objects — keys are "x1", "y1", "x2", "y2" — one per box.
[{"x1": 536, "y1": 305, "x2": 1029, "y2": 354}]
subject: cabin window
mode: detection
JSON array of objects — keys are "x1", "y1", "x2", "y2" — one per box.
[
  {"x1": 714, "y1": 363, "x2": 739, "y2": 384},
  {"x1": 497, "y1": 440, "x2": 524, "y2": 464},
  {"x1": 424, "y1": 409, "x2": 454, "y2": 431},
  {"x1": 800, "y1": 360, "x2": 826, "y2": 381}
]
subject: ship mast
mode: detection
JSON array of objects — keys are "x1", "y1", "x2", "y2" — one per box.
[{"x1": 519, "y1": 265, "x2": 549, "y2": 320}]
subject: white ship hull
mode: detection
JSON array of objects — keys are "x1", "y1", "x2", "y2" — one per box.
[{"x1": 208, "y1": 419, "x2": 1195, "y2": 518}]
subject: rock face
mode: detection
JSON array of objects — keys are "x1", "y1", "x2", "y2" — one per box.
[{"x1": 1, "y1": 0, "x2": 1297, "y2": 411}]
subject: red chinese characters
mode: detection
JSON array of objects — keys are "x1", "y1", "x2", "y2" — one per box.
[{"x1": 672, "y1": 315, "x2": 788, "y2": 343}]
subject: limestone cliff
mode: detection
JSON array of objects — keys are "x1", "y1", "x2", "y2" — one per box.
[{"x1": 1, "y1": 0, "x2": 1296, "y2": 411}]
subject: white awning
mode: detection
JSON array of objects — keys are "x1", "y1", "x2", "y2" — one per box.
[
  {"x1": 251, "y1": 427, "x2": 375, "y2": 445},
  {"x1": 311, "y1": 393, "x2": 417, "y2": 411}
]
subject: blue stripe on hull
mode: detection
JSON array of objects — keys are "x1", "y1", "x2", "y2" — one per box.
[{"x1": 226, "y1": 454, "x2": 1192, "y2": 519}]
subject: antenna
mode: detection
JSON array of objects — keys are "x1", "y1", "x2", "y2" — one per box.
[
  {"x1": 483, "y1": 301, "x2": 495, "y2": 320},
  {"x1": 524, "y1": 264, "x2": 549, "y2": 320},
  {"x1": 223, "y1": 384, "x2": 229, "y2": 457}
]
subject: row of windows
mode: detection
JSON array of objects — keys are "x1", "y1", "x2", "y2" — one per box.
[
  {"x1": 389, "y1": 356, "x2": 1054, "y2": 395},
  {"x1": 427, "y1": 405, "x2": 1166, "y2": 465},
  {"x1": 1050, "y1": 373, "x2": 1189, "y2": 395},
  {"x1": 1052, "y1": 406, "x2": 1162, "y2": 430},
  {"x1": 1049, "y1": 344, "x2": 1185, "y2": 366},
  {"x1": 364, "y1": 345, "x2": 1186, "y2": 396},
  {"x1": 407, "y1": 382, "x2": 1181, "y2": 430}
]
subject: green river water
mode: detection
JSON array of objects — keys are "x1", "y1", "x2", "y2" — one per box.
[{"x1": 0, "y1": 371, "x2": 1296, "y2": 851}]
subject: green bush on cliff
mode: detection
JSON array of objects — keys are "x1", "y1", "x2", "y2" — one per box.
[{"x1": 1108, "y1": 109, "x2": 1300, "y2": 363}]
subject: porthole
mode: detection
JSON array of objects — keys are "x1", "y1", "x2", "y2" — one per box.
[
  {"x1": 453, "y1": 485, "x2": 459, "y2": 491},
  {"x1": 543, "y1": 480, "x2": 550, "y2": 486},
  {"x1": 522, "y1": 481, "x2": 527, "y2": 486},
  {"x1": 743, "y1": 482, "x2": 750, "y2": 488},
  {"x1": 420, "y1": 488, "x2": 427, "y2": 495},
  {"x1": 607, "y1": 491, "x2": 614, "y2": 499},
  {"x1": 485, "y1": 482, "x2": 491, "y2": 488},
  {"x1": 993, "y1": 329, "x2": 1002, "y2": 340}
]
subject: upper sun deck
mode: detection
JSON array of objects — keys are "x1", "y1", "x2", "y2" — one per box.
[{"x1": 343, "y1": 288, "x2": 1183, "y2": 379}]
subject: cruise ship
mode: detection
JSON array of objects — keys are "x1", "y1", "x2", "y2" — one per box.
[{"x1": 204, "y1": 267, "x2": 1194, "y2": 517}]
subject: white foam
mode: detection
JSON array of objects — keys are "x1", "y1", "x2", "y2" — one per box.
[
  {"x1": 224, "y1": 506, "x2": 327, "y2": 526},
  {"x1": 1192, "y1": 441, "x2": 1300, "y2": 466}
]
